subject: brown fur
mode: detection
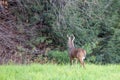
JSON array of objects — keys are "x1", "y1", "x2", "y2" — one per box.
[{"x1": 67, "y1": 34, "x2": 86, "y2": 68}]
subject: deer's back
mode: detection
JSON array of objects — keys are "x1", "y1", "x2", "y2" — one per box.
[
  {"x1": 70, "y1": 48, "x2": 86, "y2": 58},
  {"x1": 77, "y1": 48, "x2": 86, "y2": 57}
]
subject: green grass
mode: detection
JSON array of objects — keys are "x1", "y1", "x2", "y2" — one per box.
[{"x1": 0, "y1": 64, "x2": 120, "y2": 80}]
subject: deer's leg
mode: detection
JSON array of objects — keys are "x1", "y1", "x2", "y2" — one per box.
[
  {"x1": 82, "y1": 61, "x2": 85, "y2": 68},
  {"x1": 75, "y1": 58, "x2": 78, "y2": 64},
  {"x1": 79, "y1": 57, "x2": 85, "y2": 68},
  {"x1": 70, "y1": 57, "x2": 73, "y2": 65}
]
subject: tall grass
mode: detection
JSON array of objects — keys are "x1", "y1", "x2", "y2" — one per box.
[{"x1": 0, "y1": 64, "x2": 120, "y2": 80}]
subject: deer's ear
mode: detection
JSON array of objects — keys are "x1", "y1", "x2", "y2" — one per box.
[
  {"x1": 67, "y1": 34, "x2": 69, "y2": 38},
  {"x1": 71, "y1": 34, "x2": 75, "y2": 40}
]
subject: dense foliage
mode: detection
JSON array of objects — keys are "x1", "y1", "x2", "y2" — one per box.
[{"x1": 0, "y1": 0, "x2": 120, "y2": 64}]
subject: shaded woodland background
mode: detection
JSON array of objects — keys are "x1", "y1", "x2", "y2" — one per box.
[{"x1": 0, "y1": 0, "x2": 120, "y2": 64}]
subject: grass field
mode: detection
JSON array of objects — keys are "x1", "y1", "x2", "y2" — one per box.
[{"x1": 0, "y1": 64, "x2": 120, "y2": 80}]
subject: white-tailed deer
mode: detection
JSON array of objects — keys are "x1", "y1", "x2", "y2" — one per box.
[{"x1": 67, "y1": 34, "x2": 86, "y2": 68}]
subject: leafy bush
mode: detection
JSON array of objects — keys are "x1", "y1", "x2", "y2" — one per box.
[
  {"x1": 48, "y1": 50, "x2": 69, "y2": 64},
  {"x1": 11, "y1": 0, "x2": 120, "y2": 64}
]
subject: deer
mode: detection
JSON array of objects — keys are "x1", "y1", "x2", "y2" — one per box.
[{"x1": 67, "y1": 34, "x2": 86, "y2": 68}]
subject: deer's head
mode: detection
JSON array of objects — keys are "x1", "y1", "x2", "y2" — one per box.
[{"x1": 67, "y1": 34, "x2": 75, "y2": 49}]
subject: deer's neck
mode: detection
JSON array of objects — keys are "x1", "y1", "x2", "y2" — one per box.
[
  {"x1": 68, "y1": 44, "x2": 75, "y2": 50},
  {"x1": 68, "y1": 40, "x2": 75, "y2": 53}
]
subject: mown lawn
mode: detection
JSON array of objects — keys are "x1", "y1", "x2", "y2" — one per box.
[{"x1": 0, "y1": 64, "x2": 120, "y2": 80}]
